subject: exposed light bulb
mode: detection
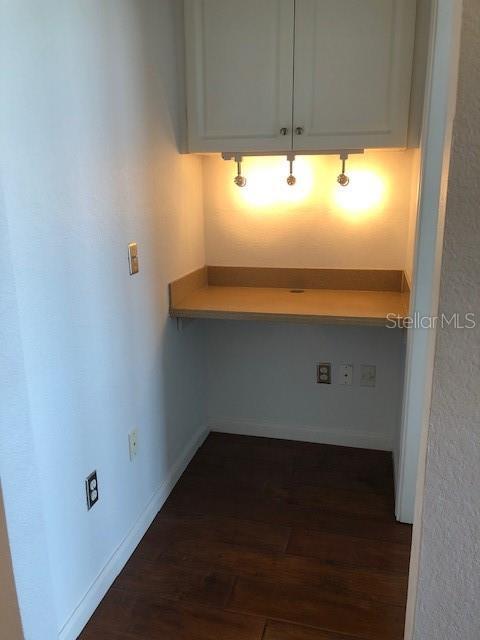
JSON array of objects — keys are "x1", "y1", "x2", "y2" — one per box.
[
  {"x1": 234, "y1": 174, "x2": 247, "y2": 187},
  {"x1": 337, "y1": 154, "x2": 350, "y2": 187},
  {"x1": 337, "y1": 173, "x2": 350, "y2": 187}
]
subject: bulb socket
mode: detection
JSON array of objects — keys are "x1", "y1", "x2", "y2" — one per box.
[
  {"x1": 287, "y1": 175, "x2": 296, "y2": 186},
  {"x1": 337, "y1": 173, "x2": 350, "y2": 187}
]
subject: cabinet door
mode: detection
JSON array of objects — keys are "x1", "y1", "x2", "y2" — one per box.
[
  {"x1": 184, "y1": 0, "x2": 294, "y2": 153},
  {"x1": 293, "y1": 0, "x2": 417, "y2": 151}
]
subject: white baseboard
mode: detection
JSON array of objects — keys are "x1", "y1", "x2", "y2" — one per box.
[
  {"x1": 59, "y1": 424, "x2": 208, "y2": 640},
  {"x1": 208, "y1": 418, "x2": 392, "y2": 451}
]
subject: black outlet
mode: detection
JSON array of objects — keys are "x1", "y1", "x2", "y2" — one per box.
[{"x1": 86, "y1": 470, "x2": 99, "y2": 510}]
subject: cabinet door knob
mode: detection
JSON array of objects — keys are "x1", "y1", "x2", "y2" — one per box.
[
  {"x1": 280, "y1": 127, "x2": 288, "y2": 136},
  {"x1": 295, "y1": 126, "x2": 304, "y2": 135}
]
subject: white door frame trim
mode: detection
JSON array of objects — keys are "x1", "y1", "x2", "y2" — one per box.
[{"x1": 398, "y1": 0, "x2": 464, "y2": 637}]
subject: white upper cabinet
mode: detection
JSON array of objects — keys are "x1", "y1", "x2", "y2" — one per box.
[
  {"x1": 184, "y1": 0, "x2": 294, "y2": 152},
  {"x1": 292, "y1": 0, "x2": 417, "y2": 150},
  {"x1": 184, "y1": 0, "x2": 417, "y2": 153}
]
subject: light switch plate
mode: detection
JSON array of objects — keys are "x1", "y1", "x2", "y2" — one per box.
[
  {"x1": 128, "y1": 242, "x2": 139, "y2": 275},
  {"x1": 128, "y1": 429, "x2": 138, "y2": 460},
  {"x1": 339, "y1": 364, "x2": 353, "y2": 385}
]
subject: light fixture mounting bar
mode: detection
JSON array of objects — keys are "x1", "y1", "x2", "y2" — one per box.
[{"x1": 221, "y1": 149, "x2": 364, "y2": 161}]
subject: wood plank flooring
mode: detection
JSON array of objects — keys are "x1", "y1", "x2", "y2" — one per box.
[{"x1": 80, "y1": 433, "x2": 412, "y2": 640}]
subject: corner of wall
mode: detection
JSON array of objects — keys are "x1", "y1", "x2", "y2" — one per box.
[{"x1": 58, "y1": 424, "x2": 208, "y2": 640}]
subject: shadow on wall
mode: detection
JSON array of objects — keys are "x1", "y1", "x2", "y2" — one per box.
[{"x1": 131, "y1": 0, "x2": 188, "y2": 153}]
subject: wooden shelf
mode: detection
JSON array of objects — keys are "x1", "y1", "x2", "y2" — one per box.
[{"x1": 169, "y1": 267, "x2": 410, "y2": 327}]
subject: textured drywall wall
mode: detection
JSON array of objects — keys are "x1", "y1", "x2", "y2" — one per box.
[
  {"x1": 0, "y1": 0, "x2": 206, "y2": 635},
  {"x1": 203, "y1": 150, "x2": 416, "y2": 270},
  {"x1": 413, "y1": 1, "x2": 480, "y2": 637},
  {"x1": 207, "y1": 321, "x2": 405, "y2": 451}
]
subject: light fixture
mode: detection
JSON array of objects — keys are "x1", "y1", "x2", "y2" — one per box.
[
  {"x1": 233, "y1": 155, "x2": 246, "y2": 188},
  {"x1": 286, "y1": 154, "x2": 296, "y2": 186},
  {"x1": 337, "y1": 153, "x2": 350, "y2": 187},
  {"x1": 221, "y1": 150, "x2": 364, "y2": 197}
]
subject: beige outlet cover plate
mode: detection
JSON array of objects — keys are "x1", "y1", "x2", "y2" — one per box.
[
  {"x1": 360, "y1": 364, "x2": 377, "y2": 387},
  {"x1": 128, "y1": 242, "x2": 139, "y2": 275}
]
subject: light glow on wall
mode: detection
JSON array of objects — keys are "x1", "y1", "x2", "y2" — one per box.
[
  {"x1": 230, "y1": 156, "x2": 387, "y2": 219},
  {"x1": 232, "y1": 157, "x2": 314, "y2": 208},
  {"x1": 332, "y1": 169, "x2": 387, "y2": 216}
]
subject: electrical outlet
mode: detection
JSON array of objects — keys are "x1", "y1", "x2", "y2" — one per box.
[
  {"x1": 128, "y1": 429, "x2": 138, "y2": 460},
  {"x1": 317, "y1": 362, "x2": 332, "y2": 384},
  {"x1": 86, "y1": 471, "x2": 99, "y2": 510},
  {"x1": 339, "y1": 364, "x2": 353, "y2": 385},
  {"x1": 360, "y1": 364, "x2": 377, "y2": 387}
]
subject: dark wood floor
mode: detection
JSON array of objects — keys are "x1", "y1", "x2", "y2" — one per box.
[{"x1": 80, "y1": 433, "x2": 412, "y2": 640}]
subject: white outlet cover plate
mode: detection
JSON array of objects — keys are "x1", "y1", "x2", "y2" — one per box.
[
  {"x1": 339, "y1": 364, "x2": 353, "y2": 385},
  {"x1": 128, "y1": 430, "x2": 138, "y2": 460}
]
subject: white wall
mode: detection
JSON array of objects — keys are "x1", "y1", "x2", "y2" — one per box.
[
  {"x1": 405, "y1": 149, "x2": 422, "y2": 285},
  {"x1": 412, "y1": 1, "x2": 480, "y2": 636},
  {"x1": 405, "y1": 0, "x2": 434, "y2": 286},
  {"x1": 0, "y1": 1, "x2": 206, "y2": 637},
  {"x1": 408, "y1": 0, "x2": 433, "y2": 150},
  {"x1": 207, "y1": 321, "x2": 405, "y2": 451},
  {"x1": 203, "y1": 150, "x2": 416, "y2": 270},
  {"x1": 0, "y1": 193, "x2": 58, "y2": 639},
  {"x1": 395, "y1": 0, "x2": 462, "y2": 528}
]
